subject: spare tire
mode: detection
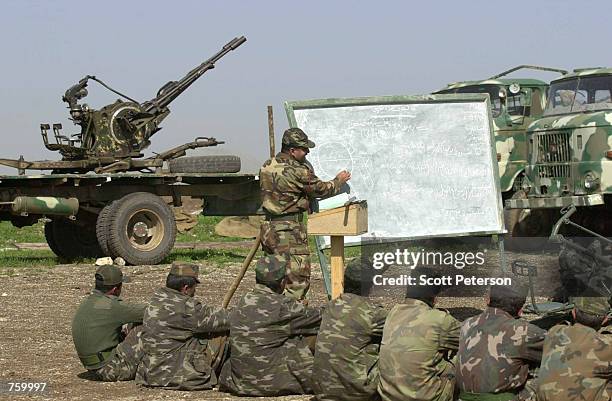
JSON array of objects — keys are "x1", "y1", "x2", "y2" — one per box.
[{"x1": 169, "y1": 155, "x2": 241, "y2": 173}]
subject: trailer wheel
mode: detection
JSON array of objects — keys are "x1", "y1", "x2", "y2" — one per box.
[
  {"x1": 107, "y1": 192, "x2": 176, "y2": 265},
  {"x1": 45, "y1": 219, "x2": 104, "y2": 260},
  {"x1": 96, "y1": 202, "x2": 117, "y2": 257},
  {"x1": 169, "y1": 155, "x2": 241, "y2": 173}
]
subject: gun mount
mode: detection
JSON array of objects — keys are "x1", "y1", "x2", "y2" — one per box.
[{"x1": 0, "y1": 36, "x2": 246, "y2": 174}]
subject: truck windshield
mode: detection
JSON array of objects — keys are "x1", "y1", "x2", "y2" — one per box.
[
  {"x1": 545, "y1": 75, "x2": 612, "y2": 115},
  {"x1": 438, "y1": 85, "x2": 503, "y2": 117}
]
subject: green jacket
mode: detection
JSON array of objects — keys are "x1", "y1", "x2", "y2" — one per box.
[{"x1": 71, "y1": 289, "x2": 145, "y2": 369}]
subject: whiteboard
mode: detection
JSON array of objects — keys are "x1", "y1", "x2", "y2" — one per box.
[{"x1": 285, "y1": 94, "x2": 505, "y2": 244}]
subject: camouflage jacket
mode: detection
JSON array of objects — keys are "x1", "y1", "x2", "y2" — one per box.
[
  {"x1": 135, "y1": 287, "x2": 229, "y2": 390},
  {"x1": 536, "y1": 323, "x2": 612, "y2": 401},
  {"x1": 378, "y1": 299, "x2": 461, "y2": 401},
  {"x1": 260, "y1": 152, "x2": 341, "y2": 215},
  {"x1": 219, "y1": 284, "x2": 322, "y2": 396},
  {"x1": 312, "y1": 293, "x2": 388, "y2": 401},
  {"x1": 456, "y1": 307, "x2": 546, "y2": 396}
]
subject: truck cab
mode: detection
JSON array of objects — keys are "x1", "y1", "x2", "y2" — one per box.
[
  {"x1": 507, "y1": 68, "x2": 612, "y2": 235},
  {"x1": 435, "y1": 76, "x2": 549, "y2": 198}
]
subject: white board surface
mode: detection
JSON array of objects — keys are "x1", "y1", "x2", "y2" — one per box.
[{"x1": 286, "y1": 95, "x2": 505, "y2": 244}]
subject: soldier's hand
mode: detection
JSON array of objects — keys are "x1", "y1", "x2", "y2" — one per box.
[{"x1": 336, "y1": 170, "x2": 351, "y2": 185}]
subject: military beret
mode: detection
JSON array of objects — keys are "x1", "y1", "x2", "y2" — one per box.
[
  {"x1": 95, "y1": 264, "x2": 124, "y2": 286},
  {"x1": 169, "y1": 261, "x2": 201, "y2": 283},
  {"x1": 282, "y1": 128, "x2": 315, "y2": 149},
  {"x1": 255, "y1": 254, "x2": 287, "y2": 284},
  {"x1": 571, "y1": 296, "x2": 611, "y2": 316}
]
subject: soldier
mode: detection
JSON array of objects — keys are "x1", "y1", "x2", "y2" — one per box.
[
  {"x1": 312, "y1": 259, "x2": 388, "y2": 401},
  {"x1": 377, "y1": 275, "x2": 461, "y2": 401},
  {"x1": 259, "y1": 127, "x2": 351, "y2": 299},
  {"x1": 535, "y1": 296, "x2": 611, "y2": 401},
  {"x1": 136, "y1": 262, "x2": 229, "y2": 390},
  {"x1": 456, "y1": 284, "x2": 546, "y2": 401},
  {"x1": 219, "y1": 254, "x2": 323, "y2": 396},
  {"x1": 71, "y1": 264, "x2": 146, "y2": 381}
]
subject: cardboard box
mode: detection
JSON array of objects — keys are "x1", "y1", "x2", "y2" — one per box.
[{"x1": 308, "y1": 201, "x2": 368, "y2": 236}]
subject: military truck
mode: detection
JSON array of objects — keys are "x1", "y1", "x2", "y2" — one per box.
[
  {"x1": 506, "y1": 68, "x2": 612, "y2": 238},
  {"x1": 0, "y1": 36, "x2": 262, "y2": 265},
  {"x1": 434, "y1": 65, "x2": 566, "y2": 202}
]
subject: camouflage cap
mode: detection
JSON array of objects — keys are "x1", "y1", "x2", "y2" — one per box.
[
  {"x1": 169, "y1": 261, "x2": 201, "y2": 283},
  {"x1": 255, "y1": 254, "x2": 287, "y2": 284},
  {"x1": 571, "y1": 296, "x2": 611, "y2": 316},
  {"x1": 95, "y1": 264, "x2": 124, "y2": 286},
  {"x1": 282, "y1": 128, "x2": 315, "y2": 149}
]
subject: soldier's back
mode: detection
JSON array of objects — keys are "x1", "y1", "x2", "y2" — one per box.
[
  {"x1": 536, "y1": 323, "x2": 611, "y2": 401},
  {"x1": 313, "y1": 293, "x2": 387, "y2": 401}
]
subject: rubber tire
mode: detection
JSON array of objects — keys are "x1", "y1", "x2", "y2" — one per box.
[
  {"x1": 504, "y1": 191, "x2": 552, "y2": 252},
  {"x1": 107, "y1": 192, "x2": 177, "y2": 266},
  {"x1": 45, "y1": 219, "x2": 104, "y2": 260},
  {"x1": 96, "y1": 202, "x2": 117, "y2": 257},
  {"x1": 168, "y1": 155, "x2": 241, "y2": 173}
]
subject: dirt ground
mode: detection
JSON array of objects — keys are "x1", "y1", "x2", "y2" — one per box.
[{"x1": 0, "y1": 247, "x2": 562, "y2": 401}]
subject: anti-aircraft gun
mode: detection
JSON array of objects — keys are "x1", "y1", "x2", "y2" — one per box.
[{"x1": 0, "y1": 36, "x2": 247, "y2": 174}]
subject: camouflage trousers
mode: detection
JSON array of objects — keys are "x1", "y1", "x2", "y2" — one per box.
[
  {"x1": 95, "y1": 326, "x2": 144, "y2": 382},
  {"x1": 260, "y1": 220, "x2": 311, "y2": 300}
]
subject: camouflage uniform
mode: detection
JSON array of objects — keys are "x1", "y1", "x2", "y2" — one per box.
[
  {"x1": 219, "y1": 255, "x2": 323, "y2": 396},
  {"x1": 378, "y1": 299, "x2": 461, "y2": 401},
  {"x1": 535, "y1": 297, "x2": 612, "y2": 401},
  {"x1": 71, "y1": 265, "x2": 146, "y2": 381},
  {"x1": 136, "y1": 263, "x2": 229, "y2": 390},
  {"x1": 457, "y1": 307, "x2": 547, "y2": 401},
  {"x1": 312, "y1": 293, "x2": 387, "y2": 401},
  {"x1": 259, "y1": 128, "x2": 342, "y2": 299}
]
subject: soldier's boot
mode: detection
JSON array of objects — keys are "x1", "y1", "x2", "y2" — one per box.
[{"x1": 95, "y1": 326, "x2": 144, "y2": 381}]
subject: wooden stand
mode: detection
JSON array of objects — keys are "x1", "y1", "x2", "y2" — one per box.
[{"x1": 308, "y1": 202, "x2": 368, "y2": 299}]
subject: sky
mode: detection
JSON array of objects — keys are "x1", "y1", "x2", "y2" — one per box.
[{"x1": 0, "y1": 0, "x2": 609, "y2": 174}]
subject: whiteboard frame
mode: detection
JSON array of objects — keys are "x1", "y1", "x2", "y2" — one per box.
[{"x1": 284, "y1": 94, "x2": 505, "y2": 240}]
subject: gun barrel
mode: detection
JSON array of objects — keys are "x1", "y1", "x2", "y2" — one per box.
[{"x1": 145, "y1": 36, "x2": 247, "y2": 112}]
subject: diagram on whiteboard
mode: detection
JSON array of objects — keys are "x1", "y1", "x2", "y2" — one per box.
[{"x1": 286, "y1": 96, "x2": 504, "y2": 243}]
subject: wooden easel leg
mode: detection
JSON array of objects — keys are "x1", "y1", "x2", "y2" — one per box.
[{"x1": 330, "y1": 236, "x2": 345, "y2": 299}]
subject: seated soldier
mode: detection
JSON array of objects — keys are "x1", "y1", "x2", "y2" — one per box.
[
  {"x1": 71, "y1": 264, "x2": 146, "y2": 381},
  {"x1": 219, "y1": 254, "x2": 323, "y2": 396},
  {"x1": 312, "y1": 259, "x2": 388, "y2": 401},
  {"x1": 457, "y1": 284, "x2": 546, "y2": 401},
  {"x1": 378, "y1": 273, "x2": 460, "y2": 401},
  {"x1": 536, "y1": 296, "x2": 611, "y2": 401},
  {"x1": 136, "y1": 262, "x2": 229, "y2": 391}
]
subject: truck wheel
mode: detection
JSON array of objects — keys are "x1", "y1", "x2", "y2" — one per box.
[
  {"x1": 169, "y1": 155, "x2": 241, "y2": 173},
  {"x1": 96, "y1": 202, "x2": 117, "y2": 257},
  {"x1": 45, "y1": 219, "x2": 104, "y2": 260},
  {"x1": 107, "y1": 192, "x2": 177, "y2": 265}
]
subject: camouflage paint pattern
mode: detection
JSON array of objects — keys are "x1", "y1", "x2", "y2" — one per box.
[
  {"x1": 95, "y1": 326, "x2": 144, "y2": 381},
  {"x1": 11, "y1": 196, "x2": 79, "y2": 216},
  {"x1": 219, "y1": 283, "x2": 322, "y2": 396},
  {"x1": 378, "y1": 299, "x2": 461, "y2": 401},
  {"x1": 535, "y1": 323, "x2": 611, "y2": 401},
  {"x1": 435, "y1": 78, "x2": 549, "y2": 193},
  {"x1": 259, "y1": 151, "x2": 341, "y2": 299},
  {"x1": 136, "y1": 286, "x2": 229, "y2": 390},
  {"x1": 312, "y1": 293, "x2": 388, "y2": 401},
  {"x1": 456, "y1": 307, "x2": 546, "y2": 400},
  {"x1": 514, "y1": 68, "x2": 612, "y2": 209}
]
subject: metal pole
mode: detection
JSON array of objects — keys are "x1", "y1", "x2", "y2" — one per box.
[{"x1": 268, "y1": 106, "x2": 275, "y2": 157}]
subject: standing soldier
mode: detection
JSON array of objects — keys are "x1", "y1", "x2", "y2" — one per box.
[
  {"x1": 71, "y1": 264, "x2": 146, "y2": 381},
  {"x1": 136, "y1": 262, "x2": 229, "y2": 390},
  {"x1": 312, "y1": 260, "x2": 388, "y2": 401},
  {"x1": 259, "y1": 127, "x2": 351, "y2": 299},
  {"x1": 535, "y1": 297, "x2": 611, "y2": 401},
  {"x1": 456, "y1": 285, "x2": 546, "y2": 401}
]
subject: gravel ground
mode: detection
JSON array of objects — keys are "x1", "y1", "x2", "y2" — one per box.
[{"x1": 0, "y1": 247, "x2": 562, "y2": 400}]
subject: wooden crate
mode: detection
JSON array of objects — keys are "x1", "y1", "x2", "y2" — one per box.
[{"x1": 307, "y1": 201, "x2": 368, "y2": 236}]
